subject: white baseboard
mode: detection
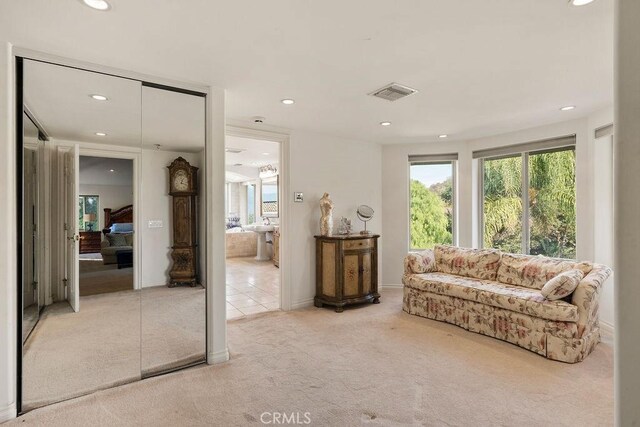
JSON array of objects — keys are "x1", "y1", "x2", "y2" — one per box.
[
  {"x1": 380, "y1": 284, "x2": 403, "y2": 289},
  {"x1": 291, "y1": 298, "x2": 314, "y2": 310},
  {"x1": 600, "y1": 320, "x2": 614, "y2": 341},
  {"x1": 0, "y1": 402, "x2": 16, "y2": 423},
  {"x1": 207, "y1": 348, "x2": 229, "y2": 364}
]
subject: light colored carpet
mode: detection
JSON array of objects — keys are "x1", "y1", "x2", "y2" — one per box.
[
  {"x1": 14, "y1": 289, "x2": 613, "y2": 426},
  {"x1": 79, "y1": 260, "x2": 133, "y2": 296},
  {"x1": 141, "y1": 285, "x2": 206, "y2": 375},
  {"x1": 22, "y1": 286, "x2": 206, "y2": 411}
]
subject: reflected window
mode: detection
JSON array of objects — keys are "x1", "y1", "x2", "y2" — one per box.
[{"x1": 78, "y1": 195, "x2": 99, "y2": 231}]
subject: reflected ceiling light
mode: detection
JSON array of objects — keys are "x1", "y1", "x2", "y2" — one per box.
[
  {"x1": 380, "y1": 121, "x2": 392, "y2": 126},
  {"x1": 109, "y1": 169, "x2": 115, "y2": 172},
  {"x1": 95, "y1": 132, "x2": 107, "y2": 136},
  {"x1": 281, "y1": 99, "x2": 295, "y2": 105},
  {"x1": 569, "y1": 0, "x2": 595, "y2": 5},
  {"x1": 560, "y1": 105, "x2": 576, "y2": 111},
  {"x1": 90, "y1": 94, "x2": 108, "y2": 101},
  {"x1": 438, "y1": 134, "x2": 448, "y2": 139},
  {"x1": 82, "y1": 0, "x2": 111, "y2": 11}
]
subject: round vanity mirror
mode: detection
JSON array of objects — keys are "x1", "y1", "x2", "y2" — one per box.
[{"x1": 356, "y1": 205, "x2": 374, "y2": 235}]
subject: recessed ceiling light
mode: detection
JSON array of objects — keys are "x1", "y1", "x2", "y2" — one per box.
[
  {"x1": 438, "y1": 134, "x2": 448, "y2": 139},
  {"x1": 90, "y1": 94, "x2": 108, "y2": 101},
  {"x1": 109, "y1": 169, "x2": 115, "y2": 172},
  {"x1": 95, "y1": 132, "x2": 107, "y2": 136},
  {"x1": 281, "y1": 99, "x2": 295, "y2": 105},
  {"x1": 569, "y1": 0, "x2": 595, "y2": 6},
  {"x1": 380, "y1": 122, "x2": 392, "y2": 126},
  {"x1": 81, "y1": 0, "x2": 111, "y2": 11},
  {"x1": 560, "y1": 105, "x2": 576, "y2": 111},
  {"x1": 262, "y1": 152, "x2": 270, "y2": 155}
]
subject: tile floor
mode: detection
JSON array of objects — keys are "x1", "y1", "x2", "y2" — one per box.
[{"x1": 226, "y1": 256, "x2": 280, "y2": 320}]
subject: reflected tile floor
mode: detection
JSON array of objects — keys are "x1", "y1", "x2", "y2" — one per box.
[{"x1": 226, "y1": 257, "x2": 280, "y2": 320}]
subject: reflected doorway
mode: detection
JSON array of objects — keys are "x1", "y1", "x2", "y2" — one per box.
[{"x1": 78, "y1": 156, "x2": 134, "y2": 296}]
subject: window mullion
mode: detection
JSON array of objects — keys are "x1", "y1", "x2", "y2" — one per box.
[{"x1": 522, "y1": 153, "x2": 530, "y2": 254}]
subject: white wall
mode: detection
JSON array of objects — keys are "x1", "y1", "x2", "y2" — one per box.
[
  {"x1": 381, "y1": 110, "x2": 615, "y2": 324},
  {"x1": 140, "y1": 148, "x2": 203, "y2": 287},
  {"x1": 79, "y1": 184, "x2": 133, "y2": 230},
  {"x1": 287, "y1": 130, "x2": 382, "y2": 308}
]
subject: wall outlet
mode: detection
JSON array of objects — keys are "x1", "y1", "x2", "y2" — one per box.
[
  {"x1": 294, "y1": 192, "x2": 304, "y2": 202},
  {"x1": 148, "y1": 220, "x2": 163, "y2": 228}
]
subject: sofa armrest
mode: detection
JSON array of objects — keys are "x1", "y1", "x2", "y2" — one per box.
[
  {"x1": 571, "y1": 263, "x2": 612, "y2": 338},
  {"x1": 403, "y1": 249, "x2": 436, "y2": 275},
  {"x1": 100, "y1": 239, "x2": 111, "y2": 249}
]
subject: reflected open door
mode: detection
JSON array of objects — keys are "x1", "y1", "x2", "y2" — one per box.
[{"x1": 65, "y1": 144, "x2": 80, "y2": 312}]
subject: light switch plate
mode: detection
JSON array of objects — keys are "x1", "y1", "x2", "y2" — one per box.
[
  {"x1": 148, "y1": 220, "x2": 163, "y2": 228},
  {"x1": 294, "y1": 192, "x2": 304, "y2": 202}
]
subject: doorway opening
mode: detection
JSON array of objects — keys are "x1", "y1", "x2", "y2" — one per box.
[
  {"x1": 78, "y1": 156, "x2": 134, "y2": 296},
  {"x1": 225, "y1": 135, "x2": 281, "y2": 319}
]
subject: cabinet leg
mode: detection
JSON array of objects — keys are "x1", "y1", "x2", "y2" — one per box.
[
  {"x1": 314, "y1": 300, "x2": 323, "y2": 308},
  {"x1": 373, "y1": 297, "x2": 380, "y2": 304},
  {"x1": 335, "y1": 306, "x2": 344, "y2": 313}
]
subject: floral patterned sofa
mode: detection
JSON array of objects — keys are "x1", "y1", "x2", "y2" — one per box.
[{"x1": 402, "y1": 245, "x2": 612, "y2": 363}]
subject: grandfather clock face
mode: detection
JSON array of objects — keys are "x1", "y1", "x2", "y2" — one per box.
[{"x1": 173, "y1": 169, "x2": 189, "y2": 192}]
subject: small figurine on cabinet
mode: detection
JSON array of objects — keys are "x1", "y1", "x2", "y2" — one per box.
[
  {"x1": 167, "y1": 157, "x2": 199, "y2": 287},
  {"x1": 337, "y1": 217, "x2": 352, "y2": 235},
  {"x1": 319, "y1": 192, "x2": 333, "y2": 236}
]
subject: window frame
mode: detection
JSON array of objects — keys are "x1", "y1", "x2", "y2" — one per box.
[
  {"x1": 407, "y1": 157, "x2": 458, "y2": 251},
  {"x1": 478, "y1": 144, "x2": 576, "y2": 256}
]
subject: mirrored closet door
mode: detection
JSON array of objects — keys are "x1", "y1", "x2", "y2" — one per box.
[
  {"x1": 140, "y1": 85, "x2": 207, "y2": 376},
  {"x1": 18, "y1": 58, "x2": 208, "y2": 413},
  {"x1": 20, "y1": 59, "x2": 143, "y2": 411}
]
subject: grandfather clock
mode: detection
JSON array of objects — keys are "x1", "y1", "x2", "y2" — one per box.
[{"x1": 167, "y1": 157, "x2": 199, "y2": 287}]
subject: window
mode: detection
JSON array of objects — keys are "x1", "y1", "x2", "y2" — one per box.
[
  {"x1": 409, "y1": 155, "x2": 457, "y2": 250},
  {"x1": 477, "y1": 137, "x2": 576, "y2": 258},
  {"x1": 78, "y1": 195, "x2": 99, "y2": 231},
  {"x1": 246, "y1": 183, "x2": 256, "y2": 224}
]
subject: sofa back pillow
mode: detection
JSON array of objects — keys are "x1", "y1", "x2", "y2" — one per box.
[
  {"x1": 106, "y1": 233, "x2": 127, "y2": 247},
  {"x1": 123, "y1": 232, "x2": 134, "y2": 246},
  {"x1": 497, "y1": 253, "x2": 593, "y2": 290},
  {"x1": 540, "y1": 269, "x2": 584, "y2": 300},
  {"x1": 110, "y1": 222, "x2": 133, "y2": 233},
  {"x1": 434, "y1": 245, "x2": 501, "y2": 280}
]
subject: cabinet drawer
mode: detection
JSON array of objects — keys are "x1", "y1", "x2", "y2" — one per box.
[{"x1": 343, "y1": 239, "x2": 373, "y2": 251}]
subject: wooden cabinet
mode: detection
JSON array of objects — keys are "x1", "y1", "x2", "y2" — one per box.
[
  {"x1": 79, "y1": 231, "x2": 102, "y2": 254},
  {"x1": 272, "y1": 229, "x2": 280, "y2": 267},
  {"x1": 314, "y1": 234, "x2": 380, "y2": 312}
]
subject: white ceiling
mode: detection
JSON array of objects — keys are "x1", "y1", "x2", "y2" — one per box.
[
  {"x1": 225, "y1": 136, "x2": 280, "y2": 183},
  {"x1": 23, "y1": 60, "x2": 205, "y2": 152},
  {"x1": 79, "y1": 156, "x2": 133, "y2": 186},
  {"x1": 2, "y1": 0, "x2": 613, "y2": 145}
]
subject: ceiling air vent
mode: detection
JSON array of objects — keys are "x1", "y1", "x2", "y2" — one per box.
[{"x1": 369, "y1": 83, "x2": 417, "y2": 102}]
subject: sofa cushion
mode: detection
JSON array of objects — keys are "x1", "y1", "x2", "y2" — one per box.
[
  {"x1": 404, "y1": 272, "x2": 578, "y2": 322},
  {"x1": 106, "y1": 233, "x2": 127, "y2": 247},
  {"x1": 434, "y1": 245, "x2": 501, "y2": 280},
  {"x1": 496, "y1": 253, "x2": 592, "y2": 290},
  {"x1": 541, "y1": 269, "x2": 584, "y2": 300},
  {"x1": 404, "y1": 250, "x2": 436, "y2": 274}
]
